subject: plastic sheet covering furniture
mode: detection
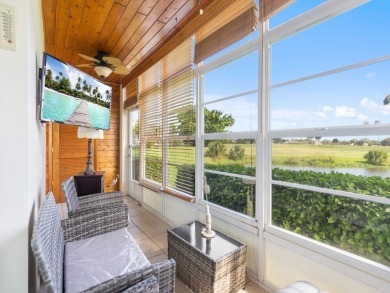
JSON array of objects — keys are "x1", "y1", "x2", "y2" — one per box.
[
  {"x1": 276, "y1": 281, "x2": 329, "y2": 293},
  {"x1": 61, "y1": 176, "x2": 124, "y2": 216},
  {"x1": 65, "y1": 228, "x2": 150, "y2": 292},
  {"x1": 31, "y1": 192, "x2": 176, "y2": 293},
  {"x1": 168, "y1": 221, "x2": 247, "y2": 293}
]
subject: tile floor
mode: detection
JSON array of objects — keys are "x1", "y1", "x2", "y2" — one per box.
[{"x1": 123, "y1": 195, "x2": 268, "y2": 293}]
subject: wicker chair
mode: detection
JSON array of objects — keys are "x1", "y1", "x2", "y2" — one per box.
[
  {"x1": 61, "y1": 176, "x2": 124, "y2": 216},
  {"x1": 31, "y1": 192, "x2": 176, "y2": 293}
]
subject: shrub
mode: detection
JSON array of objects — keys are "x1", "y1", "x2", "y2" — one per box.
[
  {"x1": 205, "y1": 141, "x2": 226, "y2": 158},
  {"x1": 305, "y1": 154, "x2": 335, "y2": 165},
  {"x1": 283, "y1": 156, "x2": 299, "y2": 165},
  {"x1": 364, "y1": 150, "x2": 388, "y2": 166},
  {"x1": 228, "y1": 145, "x2": 245, "y2": 161},
  {"x1": 204, "y1": 164, "x2": 255, "y2": 216},
  {"x1": 381, "y1": 137, "x2": 390, "y2": 146},
  {"x1": 272, "y1": 167, "x2": 390, "y2": 266},
  {"x1": 145, "y1": 157, "x2": 162, "y2": 182}
]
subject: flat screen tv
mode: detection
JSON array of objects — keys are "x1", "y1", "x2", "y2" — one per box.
[{"x1": 40, "y1": 52, "x2": 112, "y2": 130}]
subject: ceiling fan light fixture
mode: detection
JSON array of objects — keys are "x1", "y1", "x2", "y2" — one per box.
[{"x1": 94, "y1": 66, "x2": 112, "y2": 79}]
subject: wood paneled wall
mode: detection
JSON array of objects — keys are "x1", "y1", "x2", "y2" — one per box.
[{"x1": 46, "y1": 85, "x2": 120, "y2": 203}]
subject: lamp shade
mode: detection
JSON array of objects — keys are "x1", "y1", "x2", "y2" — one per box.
[
  {"x1": 94, "y1": 66, "x2": 112, "y2": 78},
  {"x1": 77, "y1": 127, "x2": 104, "y2": 139}
]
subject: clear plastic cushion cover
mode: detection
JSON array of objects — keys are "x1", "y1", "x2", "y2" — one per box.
[{"x1": 64, "y1": 228, "x2": 150, "y2": 293}]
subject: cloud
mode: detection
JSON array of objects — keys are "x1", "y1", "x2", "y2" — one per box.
[
  {"x1": 365, "y1": 72, "x2": 375, "y2": 78},
  {"x1": 207, "y1": 96, "x2": 258, "y2": 132},
  {"x1": 272, "y1": 121, "x2": 297, "y2": 129},
  {"x1": 66, "y1": 67, "x2": 83, "y2": 90},
  {"x1": 360, "y1": 97, "x2": 390, "y2": 115},
  {"x1": 360, "y1": 97, "x2": 378, "y2": 111},
  {"x1": 383, "y1": 104, "x2": 390, "y2": 115},
  {"x1": 322, "y1": 106, "x2": 333, "y2": 112},
  {"x1": 335, "y1": 106, "x2": 357, "y2": 118},
  {"x1": 357, "y1": 114, "x2": 369, "y2": 121},
  {"x1": 316, "y1": 112, "x2": 327, "y2": 118},
  {"x1": 272, "y1": 109, "x2": 311, "y2": 119}
]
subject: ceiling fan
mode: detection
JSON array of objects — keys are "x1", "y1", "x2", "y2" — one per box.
[{"x1": 77, "y1": 51, "x2": 130, "y2": 79}]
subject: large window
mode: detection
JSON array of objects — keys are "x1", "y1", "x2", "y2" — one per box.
[
  {"x1": 200, "y1": 49, "x2": 259, "y2": 217},
  {"x1": 195, "y1": 1, "x2": 259, "y2": 217},
  {"x1": 127, "y1": 0, "x2": 390, "y2": 281},
  {"x1": 138, "y1": 39, "x2": 195, "y2": 198},
  {"x1": 268, "y1": 0, "x2": 390, "y2": 267}
]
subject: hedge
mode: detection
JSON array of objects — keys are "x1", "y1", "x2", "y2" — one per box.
[
  {"x1": 272, "y1": 168, "x2": 390, "y2": 266},
  {"x1": 172, "y1": 162, "x2": 390, "y2": 265}
]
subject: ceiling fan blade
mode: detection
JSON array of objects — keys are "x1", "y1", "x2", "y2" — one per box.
[
  {"x1": 76, "y1": 64, "x2": 94, "y2": 68},
  {"x1": 112, "y1": 65, "x2": 130, "y2": 75},
  {"x1": 102, "y1": 56, "x2": 122, "y2": 65},
  {"x1": 79, "y1": 53, "x2": 99, "y2": 63}
]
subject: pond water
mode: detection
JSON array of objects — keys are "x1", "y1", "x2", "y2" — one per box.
[{"x1": 275, "y1": 165, "x2": 390, "y2": 178}]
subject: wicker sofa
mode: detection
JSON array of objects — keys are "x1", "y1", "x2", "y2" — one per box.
[
  {"x1": 61, "y1": 176, "x2": 124, "y2": 216},
  {"x1": 31, "y1": 192, "x2": 176, "y2": 293}
]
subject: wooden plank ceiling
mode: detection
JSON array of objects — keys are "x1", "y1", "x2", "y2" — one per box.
[{"x1": 41, "y1": 0, "x2": 219, "y2": 86}]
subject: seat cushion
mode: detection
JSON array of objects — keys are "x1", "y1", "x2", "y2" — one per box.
[{"x1": 64, "y1": 228, "x2": 150, "y2": 293}]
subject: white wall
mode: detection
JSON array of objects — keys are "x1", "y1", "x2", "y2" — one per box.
[
  {"x1": 0, "y1": 0, "x2": 44, "y2": 292},
  {"x1": 264, "y1": 234, "x2": 390, "y2": 293},
  {"x1": 140, "y1": 188, "x2": 197, "y2": 226}
]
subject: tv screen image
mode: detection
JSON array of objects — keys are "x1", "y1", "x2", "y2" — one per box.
[{"x1": 40, "y1": 53, "x2": 112, "y2": 130}]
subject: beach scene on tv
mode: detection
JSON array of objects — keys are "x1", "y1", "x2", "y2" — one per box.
[{"x1": 41, "y1": 54, "x2": 112, "y2": 130}]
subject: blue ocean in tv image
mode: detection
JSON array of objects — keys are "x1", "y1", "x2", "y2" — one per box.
[
  {"x1": 42, "y1": 88, "x2": 110, "y2": 129},
  {"x1": 88, "y1": 102, "x2": 110, "y2": 130},
  {"x1": 41, "y1": 54, "x2": 112, "y2": 130}
]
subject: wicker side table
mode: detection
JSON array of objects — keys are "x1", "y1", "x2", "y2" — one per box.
[{"x1": 168, "y1": 221, "x2": 247, "y2": 293}]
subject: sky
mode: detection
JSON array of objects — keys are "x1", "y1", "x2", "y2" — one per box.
[
  {"x1": 203, "y1": 0, "x2": 390, "y2": 133},
  {"x1": 45, "y1": 54, "x2": 112, "y2": 101}
]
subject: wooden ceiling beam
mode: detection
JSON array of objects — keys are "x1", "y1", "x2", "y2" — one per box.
[
  {"x1": 69, "y1": 0, "x2": 100, "y2": 64},
  {"x1": 41, "y1": 0, "x2": 57, "y2": 53},
  {"x1": 123, "y1": 0, "x2": 196, "y2": 70},
  {"x1": 102, "y1": 0, "x2": 144, "y2": 54},
  {"x1": 72, "y1": 0, "x2": 115, "y2": 66},
  {"x1": 121, "y1": 0, "x2": 242, "y2": 87},
  {"x1": 54, "y1": 0, "x2": 71, "y2": 57}
]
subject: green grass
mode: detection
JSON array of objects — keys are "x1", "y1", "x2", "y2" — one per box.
[
  {"x1": 146, "y1": 143, "x2": 390, "y2": 168},
  {"x1": 272, "y1": 143, "x2": 390, "y2": 167}
]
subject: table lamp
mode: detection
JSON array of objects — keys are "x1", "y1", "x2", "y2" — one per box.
[{"x1": 77, "y1": 126, "x2": 104, "y2": 175}]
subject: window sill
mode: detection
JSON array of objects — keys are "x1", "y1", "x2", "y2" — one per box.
[
  {"x1": 139, "y1": 181, "x2": 195, "y2": 203},
  {"x1": 161, "y1": 188, "x2": 195, "y2": 203}
]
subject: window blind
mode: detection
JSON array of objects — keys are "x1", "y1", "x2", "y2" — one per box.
[
  {"x1": 162, "y1": 68, "x2": 195, "y2": 196},
  {"x1": 194, "y1": 3, "x2": 258, "y2": 64},
  {"x1": 124, "y1": 78, "x2": 138, "y2": 109},
  {"x1": 195, "y1": 0, "x2": 255, "y2": 43},
  {"x1": 161, "y1": 38, "x2": 194, "y2": 197},
  {"x1": 139, "y1": 63, "x2": 162, "y2": 188},
  {"x1": 138, "y1": 38, "x2": 195, "y2": 198},
  {"x1": 260, "y1": 0, "x2": 295, "y2": 21}
]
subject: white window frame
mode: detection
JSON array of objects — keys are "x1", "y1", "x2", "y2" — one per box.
[
  {"x1": 129, "y1": 106, "x2": 140, "y2": 183},
  {"x1": 196, "y1": 35, "x2": 260, "y2": 225},
  {"x1": 263, "y1": 0, "x2": 390, "y2": 282}
]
